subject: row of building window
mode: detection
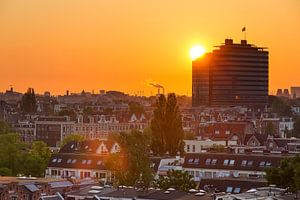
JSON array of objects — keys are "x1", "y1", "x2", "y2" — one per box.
[
  {"x1": 52, "y1": 158, "x2": 103, "y2": 165},
  {"x1": 187, "y1": 158, "x2": 272, "y2": 167}
]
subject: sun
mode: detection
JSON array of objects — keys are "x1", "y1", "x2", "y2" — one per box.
[{"x1": 190, "y1": 45, "x2": 205, "y2": 60}]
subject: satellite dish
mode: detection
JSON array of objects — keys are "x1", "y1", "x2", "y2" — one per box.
[{"x1": 233, "y1": 171, "x2": 239, "y2": 178}]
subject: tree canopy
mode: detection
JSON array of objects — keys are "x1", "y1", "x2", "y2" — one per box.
[
  {"x1": 105, "y1": 130, "x2": 153, "y2": 187},
  {"x1": 61, "y1": 133, "x2": 85, "y2": 147},
  {"x1": 0, "y1": 133, "x2": 50, "y2": 177},
  {"x1": 150, "y1": 94, "x2": 184, "y2": 156},
  {"x1": 265, "y1": 155, "x2": 300, "y2": 193},
  {"x1": 21, "y1": 88, "x2": 37, "y2": 114},
  {"x1": 293, "y1": 117, "x2": 300, "y2": 138},
  {"x1": 271, "y1": 97, "x2": 292, "y2": 117},
  {"x1": 0, "y1": 120, "x2": 11, "y2": 134},
  {"x1": 155, "y1": 170, "x2": 196, "y2": 192}
]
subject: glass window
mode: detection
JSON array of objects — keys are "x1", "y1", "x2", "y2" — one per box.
[
  {"x1": 247, "y1": 160, "x2": 253, "y2": 166},
  {"x1": 87, "y1": 160, "x2": 92, "y2": 165},
  {"x1": 82, "y1": 160, "x2": 87, "y2": 164},
  {"x1": 233, "y1": 187, "x2": 241, "y2": 194},
  {"x1": 188, "y1": 158, "x2": 194, "y2": 163},
  {"x1": 52, "y1": 158, "x2": 57, "y2": 163},
  {"x1": 223, "y1": 159, "x2": 229, "y2": 165},
  {"x1": 67, "y1": 159, "x2": 72, "y2": 163},
  {"x1": 259, "y1": 161, "x2": 265, "y2": 166},
  {"x1": 241, "y1": 160, "x2": 247, "y2": 166},
  {"x1": 266, "y1": 161, "x2": 272, "y2": 167},
  {"x1": 194, "y1": 158, "x2": 200, "y2": 164},
  {"x1": 229, "y1": 160, "x2": 235, "y2": 166},
  {"x1": 72, "y1": 159, "x2": 77, "y2": 164},
  {"x1": 57, "y1": 158, "x2": 62, "y2": 163},
  {"x1": 205, "y1": 158, "x2": 211, "y2": 165},
  {"x1": 211, "y1": 159, "x2": 217, "y2": 165},
  {"x1": 97, "y1": 160, "x2": 102, "y2": 165},
  {"x1": 226, "y1": 186, "x2": 233, "y2": 193}
]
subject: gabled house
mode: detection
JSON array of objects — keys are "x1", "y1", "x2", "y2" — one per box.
[{"x1": 46, "y1": 139, "x2": 121, "y2": 181}]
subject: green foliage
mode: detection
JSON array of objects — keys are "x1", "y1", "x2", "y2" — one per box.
[
  {"x1": 107, "y1": 130, "x2": 153, "y2": 187},
  {"x1": 0, "y1": 120, "x2": 11, "y2": 134},
  {"x1": 151, "y1": 94, "x2": 184, "y2": 156},
  {"x1": 104, "y1": 153, "x2": 128, "y2": 186},
  {"x1": 21, "y1": 88, "x2": 37, "y2": 114},
  {"x1": 61, "y1": 134, "x2": 85, "y2": 147},
  {"x1": 264, "y1": 122, "x2": 275, "y2": 136},
  {"x1": 58, "y1": 109, "x2": 76, "y2": 117},
  {"x1": 271, "y1": 97, "x2": 292, "y2": 117},
  {"x1": 129, "y1": 102, "x2": 144, "y2": 115},
  {"x1": 184, "y1": 132, "x2": 196, "y2": 140},
  {"x1": 83, "y1": 107, "x2": 94, "y2": 115},
  {"x1": 265, "y1": 155, "x2": 300, "y2": 193},
  {"x1": 293, "y1": 117, "x2": 300, "y2": 138},
  {"x1": 155, "y1": 170, "x2": 196, "y2": 192},
  {"x1": 209, "y1": 144, "x2": 226, "y2": 152},
  {"x1": 0, "y1": 134, "x2": 50, "y2": 177},
  {"x1": 0, "y1": 168, "x2": 12, "y2": 176}
]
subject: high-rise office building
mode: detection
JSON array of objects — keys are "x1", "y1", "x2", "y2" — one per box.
[{"x1": 192, "y1": 39, "x2": 268, "y2": 107}]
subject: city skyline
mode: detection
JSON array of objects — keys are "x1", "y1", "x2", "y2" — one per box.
[{"x1": 1, "y1": 0, "x2": 300, "y2": 95}]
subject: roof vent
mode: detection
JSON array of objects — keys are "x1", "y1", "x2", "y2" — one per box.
[
  {"x1": 225, "y1": 39, "x2": 233, "y2": 45},
  {"x1": 241, "y1": 40, "x2": 247, "y2": 45}
]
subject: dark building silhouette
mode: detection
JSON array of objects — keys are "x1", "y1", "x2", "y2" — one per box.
[{"x1": 192, "y1": 39, "x2": 268, "y2": 107}]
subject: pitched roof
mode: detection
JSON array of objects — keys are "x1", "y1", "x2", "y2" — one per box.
[
  {"x1": 183, "y1": 152, "x2": 291, "y2": 171},
  {"x1": 48, "y1": 153, "x2": 107, "y2": 170}
]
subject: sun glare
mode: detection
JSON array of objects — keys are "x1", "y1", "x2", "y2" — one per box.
[{"x1": 190, "y1": 45, "x2": 205, "y2": 60}]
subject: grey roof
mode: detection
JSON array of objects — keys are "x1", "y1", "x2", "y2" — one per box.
[
  {"x1": 49, "y1": 181, "x2": 73, "y2": 188},
  {"x1": 24, "y1": 184, "x2": 39, "y2": 192}
]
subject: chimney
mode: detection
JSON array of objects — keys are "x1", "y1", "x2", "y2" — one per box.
[
  {"x1": 225, "y1": 39, "x2": 233, "y2": 45},
  {"x1": 241, "y1": 40, "x2": 247, "y2": 45}
]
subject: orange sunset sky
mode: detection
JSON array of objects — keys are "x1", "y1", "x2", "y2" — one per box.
[{"x1": 0, "y1": 0, "x2": 300, "y2": 96}]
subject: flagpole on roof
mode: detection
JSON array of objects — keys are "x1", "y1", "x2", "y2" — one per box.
[{"x1": 242, "y1": 27, "x2": 246, "y2": 40}]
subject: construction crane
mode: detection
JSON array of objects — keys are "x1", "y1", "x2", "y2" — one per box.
[{"x1": 149, "y1": 83, "x2": 164, "y2": 95}]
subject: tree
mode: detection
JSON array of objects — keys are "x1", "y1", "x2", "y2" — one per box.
[
  {"x1": 0, "y1": 134, "x2": 51, "y2": 177},
  {"x1": 104, "y1": 153, "x2": 128, "y2": 186},
  {"x1": 151, "y1": 94, "x2": 184, "y2": 156},
  {"x1": 129, "y1": 102, "x2": 144, "y2": 115},
  {"x1": 0, "y1": 133, "x2": 27, "y2": 175},
  {"x1": 265, "y1": 155, "x2": 300, "y2": 194},
  {"x1": 58, "y1": 109, "x2": 76, "y2": 118},
  {"x1": 0, "y1": 168, "x2": 12, "y2": 176},
  {"x1": 119, "y1": 130, "x2": 153, "y2": 187},
  {"x1": 83, "y1": 107, "x2": 94, "y2": 115},
  {"x1": 184, "y1": 132, "x2": 196, "y2": 140},
  {"x1": 0, "y1": 120, "x2": 10, "y2": 134},
  {"x1": 61, "y1": 134, "x2": 85, "y2": 147},
  {"x1": 155, "y1": 170, "x2": 196, "y2": 192},
  {"x1": 271, "y1": 97, "x2": 292, "y2": 117},
  {"x1": 264, "y1": 122, "x2": 275, "y2": 136},
  {"x1": 293, "y1": 117, "x2": 300, "y2": 138},
  {"x1": 209, "y1": 144, "x2": 226, "y2": 152},
  {"x1": 21, "y1": 88, "x2": 37, "y2": 114}
]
